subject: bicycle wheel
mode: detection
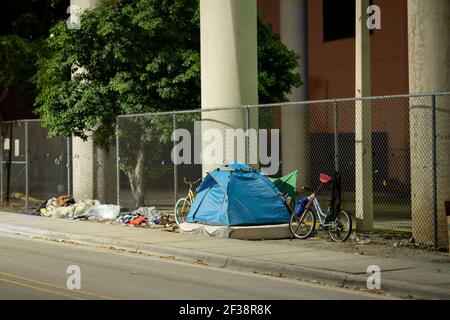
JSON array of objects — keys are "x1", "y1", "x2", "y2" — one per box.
[
  {"x1": 328, "y1": 211, "x2": 352, "y2": 242},
  {"x1": 174, "y1": 198, "x2": 190, "y2": 226},
  {"x1": 289, "y1": 210, "x2": 316, "y2": 239}
]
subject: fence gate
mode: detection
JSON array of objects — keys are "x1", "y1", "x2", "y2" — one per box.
[
  {"x1": 0, "y1": 119, "x2": 71, "y2": 209},
  {"x1": 1, "y1": 120, "x2": 27, "y2": 207}
]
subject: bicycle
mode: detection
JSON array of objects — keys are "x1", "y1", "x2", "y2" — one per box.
[
  {"x1": 174, "y1": 177, "x2": 202, "y2": 226},
  {"x1": 289, "y1": 173, "x2": 352, "y2": 242}
]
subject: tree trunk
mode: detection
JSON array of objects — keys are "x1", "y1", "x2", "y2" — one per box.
[
  {"x1": 0, "y1": 87, "x2": 10, "y2": 105},
  {"x1": 128, "y1": 143, "x2": 145, "y2": 208}
]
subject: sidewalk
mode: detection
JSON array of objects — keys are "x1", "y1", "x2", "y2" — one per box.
[{"x1": 0, "y1": 211, "x2": 449, "y2": 299}]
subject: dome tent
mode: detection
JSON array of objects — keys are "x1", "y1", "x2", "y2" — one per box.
[{"x1": 185, "y1": 163, "x2": 291, "y2": 226}]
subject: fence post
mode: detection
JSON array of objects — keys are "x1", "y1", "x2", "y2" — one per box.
[
  {"x1": 25, "y1": 121, "x2": 29, "y2": 208},
  {"x1": 0, "y1": 114, "x2": 2, "y2": 206},
  {"x1": 244, "y1": 105, "x2": 250, "y2": 164},
  {"x1": 115, "y1": 119, "x2": 120, "y2": 206},
  {"x1": 431, "y1": 94, "x2": 438, "y2": 248},
  {"x1": 67, "y1": 137, "x2": 71, "y2": 197},
  {"x1": 173, "y1": 113, "x2": 178, "y2": 204},
  {"x1": 333, "y1": 100, "x2": 340, "y2": 172}
]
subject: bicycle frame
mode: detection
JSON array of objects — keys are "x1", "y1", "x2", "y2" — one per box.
[
  {"x1": 183, "y1": 177, "x2": 202, "y2": 205},
  {"x1": 174, "y1": 178, "x2": 201, "y2": 225},
  {"x1": 310, "y1": 196, "x2": 335, "y2": 228},
  {"x1": 186, "y1": 188, "x2": 195, "y2": 205},
  {"x1": 291, "y1": 173, "x2": 352, "y2": 242},
  {"x1": 298, "y1": 173, "x2": 336, "y2": 228}
]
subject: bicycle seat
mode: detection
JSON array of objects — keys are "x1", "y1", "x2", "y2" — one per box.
[{"x1": 319, "y1": 173, "x2": 332, "y2": 184}]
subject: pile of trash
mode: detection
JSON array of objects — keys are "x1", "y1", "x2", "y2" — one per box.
[
  {"x1": 116, "y1": 207, "x2": 162, "y2": 226},
  {"x1": 24, "y1": 195, "x2": 164, "y2": 227}
]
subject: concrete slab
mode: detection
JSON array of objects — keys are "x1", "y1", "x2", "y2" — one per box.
[
  {"x1": 230, "y1": 224, "x2": 291, "y2": 240},
  {"x1": 180, "y1": 222, "x2": 291, "y2": 240}
]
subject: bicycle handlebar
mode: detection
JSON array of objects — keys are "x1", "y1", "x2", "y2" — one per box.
[{"x1": 302, "y1": 174, "x2": 332, "y2": 195}]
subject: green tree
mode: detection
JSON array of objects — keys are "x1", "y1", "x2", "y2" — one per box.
[
  {"x1": 34, "y1": 0, "x2": 301, "y2": 207},
  {"x1": 0, "y1": 0, "x2": 69, "y2": 107},
  {"x1": 257, "y1": 13, "x2": 303, "y2": 104},
  {"x1": 0, "y1": 35, "x2": 37, "y2": 105}
]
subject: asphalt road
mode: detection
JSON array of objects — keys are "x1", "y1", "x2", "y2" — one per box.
[{"x1": 0, "y1": 234, "x2": 392, "y2": 300}]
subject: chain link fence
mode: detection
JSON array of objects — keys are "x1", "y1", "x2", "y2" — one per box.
[
  {"x1": 117, "y1": 92, "x2": 449, "y2": 247},
  {"x1": 0, "y1": 119, "x2": 71, "y2": 209},
  {"x1": 435, "y1": 94, "x2": 450, "y2": 248},
  {"x1": 116, "y1": 113, "x2": 176, "y2": 210},
  {"x1": 0, "y1": 93, "x2": 448, "y2": 248}
]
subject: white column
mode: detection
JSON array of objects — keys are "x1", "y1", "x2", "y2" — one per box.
[
  {"x1": 71, "y1": 0, "x2": 114, "y2": 203},
  {"x1": 408, "y1": 0, "x2": 450, "y2": 247},
  {"x1": 355, "y1": 0, "x2": 374, "y2": 231},
  {"x1": 280, "y1": 0, "x2": 310, "y2": 188},
  {"x1": 200, "y1": 0, "x2": 258, "y2": 175},
  {"x1": 71, "y1": 0, "x2": 99, "y2": 9},
  {"x1": 72, "y1": 136, "x2": 93, "y2": 200}
]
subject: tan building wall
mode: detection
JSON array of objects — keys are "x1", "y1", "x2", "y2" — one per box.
[
  {"x1": 307, "y1": 0, "x2": 409, "y2": 100},
  {"x1": 258, "y1": 0, "x2": 410, "y2": 184}
]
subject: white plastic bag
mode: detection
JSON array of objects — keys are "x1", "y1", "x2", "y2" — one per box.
[{"x1": 85, "y1": 204, "x2": 120, "y2": 221}]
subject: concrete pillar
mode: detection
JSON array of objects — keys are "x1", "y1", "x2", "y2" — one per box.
[
  {"x1": 280, "y1": 0, "x2": 310, "y2": 189},
  {"x1": 71, "y1": 0, "x2": 115, "y2": 203},
  {"x1": 69, "y1": 0, "x2": 100, "y2": 17},
  {"x1": 71, "y1": 0, "x2": 99, "y2": 9},
  {"x1": 200, "y1": 0, "x2": 258, "y2": 176},
  {"x1": 355, "y1": 0, "x2": 374, "y2": 231},
  {"x1": 408, "y1": 0, "x2": 450, "y2": 247},
  {"x1": 72, "y1": 137, "x2": 116, "y2": 203},
  {"x1": 72, "y1": 137, "x2": 95, "y2": 200}
]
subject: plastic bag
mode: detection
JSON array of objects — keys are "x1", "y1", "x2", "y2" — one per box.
[
  {"x1": 294, "y1": 197, "x2": 309, "y2": 216},
  {"x1": 85, "y1": 204, "x2": 120, "y2": 221}
]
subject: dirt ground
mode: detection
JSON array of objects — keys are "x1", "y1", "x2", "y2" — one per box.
[{"x1": 272, "y1": 230, "x2": 450, "y2": 264}]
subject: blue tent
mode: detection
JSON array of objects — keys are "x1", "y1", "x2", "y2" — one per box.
[{"x1": 185, "y1": 163, "x2": 290, "y2": 226}]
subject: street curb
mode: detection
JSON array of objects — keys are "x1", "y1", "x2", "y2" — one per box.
[{"x1": 0, "y1": 223, "x2": 449, "y2": 299}]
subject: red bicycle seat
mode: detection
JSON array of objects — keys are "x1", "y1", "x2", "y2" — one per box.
[{"x1": 319, "y1": 173, "x2": 332, "y2": 184}]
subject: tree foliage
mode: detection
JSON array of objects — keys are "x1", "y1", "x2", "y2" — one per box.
[
  {"x1": 35, "y1": 0, "x2": 201, "y2": 146},
  {"x1": 0, "y1": 0, "x2": 69, "y2": 106},
  {"x1": 257, "y1": 13, "x2": 303, "y2": 104},
  {"x1": 0, "y1": 35, "x2": 38, "y2": 105},
  {"x1": 34, "y1": 0, "x2": 301, "y2": 144},
  {"x1": 34, "y1": 0, "x2": 302, "y2": 206}
]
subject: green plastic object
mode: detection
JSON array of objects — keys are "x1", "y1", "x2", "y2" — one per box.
[{"x1": 269, "y1": 170, "x2": 298, "y2": 202}]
